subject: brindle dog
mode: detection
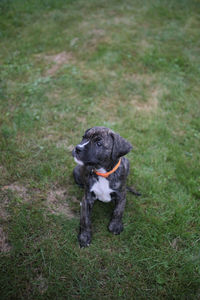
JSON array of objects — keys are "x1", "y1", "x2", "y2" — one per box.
[{"x1": 72, "y1": 127, "x2": 134, "y2": 247}]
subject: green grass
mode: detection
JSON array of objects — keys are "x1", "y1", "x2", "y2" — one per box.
[{"x1": 0, "y1": 0, "x2": 200, "y2": 299}]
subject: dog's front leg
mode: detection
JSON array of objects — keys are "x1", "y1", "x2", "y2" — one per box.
[
  {"x1": 78, "y1": 191, "x2": 95, "y2": 248},
  {"x1": 109, "y1": 190, "x2": 126, "y2": 235}
]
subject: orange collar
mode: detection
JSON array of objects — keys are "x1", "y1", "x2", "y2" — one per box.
[{"x1": 94, "y1": 159, "x2": 121, "y2": 178}]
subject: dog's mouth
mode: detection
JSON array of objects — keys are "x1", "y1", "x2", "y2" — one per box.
[
  {"x1": 72, "y1": 149, "x2": 84, "y2": 165},
  {"x1": 73, "y1": 155, "x2": 98, "y2": 167},
  {"x1": 72, "y1": 148, "x2": 100, "y2": 168},
  {"x1": 74, "y1": 156, "x2": 84, "y2": 166}
]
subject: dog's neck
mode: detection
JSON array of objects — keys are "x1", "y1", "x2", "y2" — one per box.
[{"x1": 95, "y1": 159, "x2": 120, "y2": 173}]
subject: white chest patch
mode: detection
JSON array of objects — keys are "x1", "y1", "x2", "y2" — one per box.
[{"x1": 90, "y1": 177, "x2": 114, "y2": 203}]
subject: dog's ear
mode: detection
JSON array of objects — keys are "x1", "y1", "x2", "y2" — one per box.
[{"x1": 110, "y1": 132, "x2": 132, "y2": 161}]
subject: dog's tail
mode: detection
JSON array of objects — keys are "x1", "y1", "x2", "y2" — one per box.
[{"x1": 126, "y1": 186, "x2": 141, "y2": 196}]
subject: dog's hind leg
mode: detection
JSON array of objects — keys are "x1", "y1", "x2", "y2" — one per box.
[{"x1": 73, "y1": 165, "x2": 84, "y2": 188}]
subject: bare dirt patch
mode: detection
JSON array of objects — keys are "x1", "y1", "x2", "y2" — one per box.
[
  {"x1": 46, "y1": 188, "x2": 75, "y2": 218},
  {"x1": 45, "y1": 52, "x2": 73, "y2": 76},
  {"x1": 35, "y1": 51, "x2": 74, "y2": 76},
  {"x1": 1, "y1": 183, "x2": 30, "y2": 201},
  {"x1": 45, "y1": 51, "x2": 73, "y2": 64},
  {"x1": 0, "y1": 183, "x2": 30, "y2": 222},
  {"x1": 0, "y1": 226, "x2": 11, "y2": 253},
  {"x1": 1, "y1": 183, "x2": 76, "y2": 219}
]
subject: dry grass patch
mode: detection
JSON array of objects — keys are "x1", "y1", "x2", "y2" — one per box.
[
  {"x1": 84, "y1": 35, "x2": 111, "y2": 52},
  {"x1": 130, "y1": 73, "x2": 155, "y2": 85},
  {"x1": 113, "y1": 16, "x2": 136, "y2": 26},
  {"x1": 0, "y1": 226, "x2": 11, "y2": 254},
  {"x1": 0, "y1": 165, "x2": 8, "y2": 177},
  {"x1": 56, "y1": 139, "x2": 69, "y2": 149},
  {"x1": 46, "y1": 188, "x2": 75, "y2": 218},
  {"x1": 78, "y1": 62, "x2": 101, "y2": 80},
  {"x1": 35, "y1": 51, "x2": 75, "y2": 76},
  {"x1": 1, "y1": 183, "x2": 30, "y2": 202},
  {"x1": 46, "y1": 90, "x2": 61, "y2": 101},
  {"x1": 79, "y1": 23, "x2": 112, "y2": 51},
  {"x1": 131, "y1": 88, "x2": 160, "y2": 113},
  {"x1": 45, "y1": 51, "x2": 73, "y2": 63},
  {"x1": 123, "y1": 73, "x2": 166, "y2": 113},
  {"x1": 97, "y1": 97, "x2": 118, "y2": 122},
  {"x1": 136, "y1": 39, "x2": 152, "y2": 54},
  {"x1": 39, "y1": 128, "x2": 65, "y2": 145},
  {"x1": 45, "y1": 52, "x2": 74, "y2": 76},
  {"x1": 90, "y1": 28, "x2": 105, "y2": 36},
  {"x1": 75, "y1": 115, "x2": 89, "y2": 131},
  {"x1": 0, "y1": 193, "x2": 10, "y2": 221}
]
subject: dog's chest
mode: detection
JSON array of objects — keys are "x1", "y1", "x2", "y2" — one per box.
[{"x1": 90, "y1": 177, "x2": 113, "y2": 203}]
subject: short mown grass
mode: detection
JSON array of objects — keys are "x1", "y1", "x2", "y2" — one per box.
[{"x1": 0, "y1": 0, "x2": 200, "y2": 299}]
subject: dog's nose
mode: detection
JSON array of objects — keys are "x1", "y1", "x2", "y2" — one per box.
[{"x1": 75, "y1": 145, "x2": 82, "y2": 154}]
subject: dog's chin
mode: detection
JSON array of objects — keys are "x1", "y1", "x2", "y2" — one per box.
[
  {"x1": 74, "y1": 157, "x2": 84, "y2": 166},
  {"x1": 74, "y1": 157, "x2": 100, "y2": 168}
]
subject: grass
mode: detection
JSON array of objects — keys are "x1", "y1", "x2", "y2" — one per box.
[{"x1": 0, "y1": 0, "x2": 200, "y2": 298}]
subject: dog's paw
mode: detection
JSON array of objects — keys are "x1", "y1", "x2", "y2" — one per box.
[
  {"x1": 78, "y1": 231, "x2": 91, "y2": 248},
  {"x1": 108, "y1": 220, "x2": 123, "y2": 235}
]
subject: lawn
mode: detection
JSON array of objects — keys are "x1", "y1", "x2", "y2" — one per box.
[{"x1": 0, "y1": 0, "x2": 200, "y2": 299}]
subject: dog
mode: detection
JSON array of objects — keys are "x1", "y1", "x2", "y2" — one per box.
[{"x1": 72, "y1": 126, "x2": 133, "y2": 248}]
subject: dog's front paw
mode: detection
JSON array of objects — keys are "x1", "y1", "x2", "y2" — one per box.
[
  {"x1": 78, "y1": 231, "x2": 91, "y2": 248},
  {"x1": 108, "y1": 220, "x2": 123, "y2": 235}
]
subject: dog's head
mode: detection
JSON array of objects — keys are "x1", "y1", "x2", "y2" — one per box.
[{"x1": 72, "y1": 127, "x2": 132, "y2": 168}]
